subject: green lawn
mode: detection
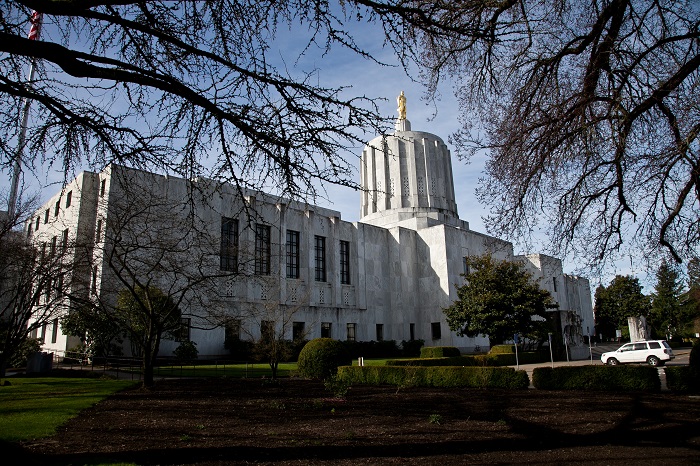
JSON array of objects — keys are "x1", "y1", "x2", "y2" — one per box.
[
  {"x1": 151, "y1": 361, "x2": 298, "y2": 378},
  {"x1": 0, "y1": 377, "x2": 136, "y2": 442}
]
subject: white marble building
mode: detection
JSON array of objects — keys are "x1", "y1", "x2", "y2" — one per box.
[{"x1": 28, "y1": 111, "x2": 593, "y2": 358}]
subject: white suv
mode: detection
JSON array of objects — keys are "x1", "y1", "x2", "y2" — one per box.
[{"x1": 601, "y1": 340, "x2": 674, "y2": 367}]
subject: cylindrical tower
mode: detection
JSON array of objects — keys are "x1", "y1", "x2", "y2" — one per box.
[{"x1": 359, "y1": 97, "x2": 460, "y2": 229}]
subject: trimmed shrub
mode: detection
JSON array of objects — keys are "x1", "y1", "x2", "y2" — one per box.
[
  {"x1": 665, "y1": 366, "x2": 700, "y2": 392},
  {"x1": 400, "y1": 339, "x2": 424, "y2": 357},
  {"x1": 337, "y1": 365, "x2": 529, "y2": 389},
  {"x1": 532, "y1": 365, "x2": 660, "y2": 391},
  {"x1": 387, "y1": 351, "x2": 549, "y2": 367},
  {"x1": 420, "y1": 346, "x2": 461, "y2": 358},
  {"x1": 489, "y1": 345, "x2": 516, "y2": 354},
  {"x1": 341, "y1": 340, "x2": 401, "y2": 359},
  {"x1": 297, "y1": 338, "x2": 352, "y2": 379}
]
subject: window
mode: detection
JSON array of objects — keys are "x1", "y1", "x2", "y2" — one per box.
[
  {"x1": 292, "y1": 321, "x2": 305, "y2": 341},
  {"x1": 410, "y1": 323, "x2": 415, "y2": 341},
  {"x1": 552, "y1": 277, "x2": 558, "y2": 292},
  {"x1": 260, "y1": 320, "x2": 274, "y2": 341},
  {"x1": 91, "y1": 265, "x2": 98, "y2": 295},
  {"x1": 29, "y1": 327, "x2": 38, "y2": 339},
  {"x1": 431, "y1": 322, "x2": 442, "y2": 340},
  {"x1": 51, "y1": 318, "x2": 59, "y2": 344},
  {"x1": 35, "y1": 217, "x2": 40, "y2": 230},
  {"x1": 254, "y1": 223, "x2": 271, "y2": 275},
  {"x1": 62, "y1": 229, "x2": 69, "y2": 252},
  {"x1": 27, "y1": 223, "x2": 32, "y2": 238},
  {"x1": 40, "y1": 323, "x2": 47, "y2": 343},
  {"x1": 463, "y1": 257, "x2": 470, "y2": 276},
  {"x1": 220, "y1": 217, "x2": 238, "y2": 271},
  {"x1": 96, "y1": 219, "x2": 102, "y2": 244},
  {"x1": 321, "y1": 322, "x2": 332, "y2": 338},
  {"x1": 648, "y1": 341, "x2": 661, "y2": 349},
  {"x1": 44, "y1": 209, "x2": 49, "y2": 224},
  {"x1": 376, "y1": 324, "x2": 384, "y2": 341},
  {"x1": 55, "y1": 274, "x2": 64, "y2": 297},
  {"x1": 340, "y1": 240, "x2": 350, "y2": 284},
  {"x1": 100, "y1": 179, "x2": 106, "y2": 197},
  {"x1": 314, "y1": 235, "x2": 326, "y2": 282},
  {"x1": 65, "y1": 191, "x2": 72, "y2": 208},
  {"x1": 50, "y1": 236, "x2": 57, "y2": 256},
  {"x1": 286, "y1": 230, "x2": 300, "y2": 279},
  {"x1": 177, "y1": 318, "x2": 191, "y2": 342},
  {"x1": 346, "y1": 323, "x2": 356, "y2": 341},
  {"x1": 54, "y1": 200, "x2": 60, "y2": 217},
  {"x1": 225, "y1": 319, "x2": 241, "y2": 343},
  {"x1": 41, "y1": 242, "x2": 46, "y2": 261}
]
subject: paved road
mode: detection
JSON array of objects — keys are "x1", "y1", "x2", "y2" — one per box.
[{"x1": 508, "y1": 344, "x2": 692, "y2": 389}]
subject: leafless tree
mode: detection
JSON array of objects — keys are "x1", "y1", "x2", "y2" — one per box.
[
  {"x1": 413, "y1": 0, "x2": 700, "y2": 270},
  {"x1": 88, "y1": 169, "x2": 238, "y2": 387},
  {"x1": 0, "y1": 0, "x2": 439, "y2": 202},
  {"x1": 238, "y1": 277, "x2": 311, "y2": 379}
]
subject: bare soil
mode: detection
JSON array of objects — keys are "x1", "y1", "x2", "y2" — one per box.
[{"x1": 15, "y1": 377, "x2": 700, "y2": 465}]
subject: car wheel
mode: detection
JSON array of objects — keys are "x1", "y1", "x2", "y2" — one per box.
[
  {"x1": 607, "y1": 358, "x2": 619, "y2": 366},
  {"x1": 647, "y1": 356, "x2": 660, "y2": 367}
]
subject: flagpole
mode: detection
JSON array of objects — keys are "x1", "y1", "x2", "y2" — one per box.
[{"x1": 8, "y1": 11, "x2": 43, "y2": 219}]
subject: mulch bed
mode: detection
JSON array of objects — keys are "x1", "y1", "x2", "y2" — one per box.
[{"x1": 16, "y1": 378, "x2": 700, "y2": 464}]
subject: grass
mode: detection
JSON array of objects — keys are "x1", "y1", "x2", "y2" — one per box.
[
  {"x1": 151, "y1": 361, "x2": 298, "y2": 378},
  {"x1": 0, "y1": 377, "x2": 136, "y2": 442},
  {"x1": 352, "y1": 357, "x2": 412, "y2": 366}
]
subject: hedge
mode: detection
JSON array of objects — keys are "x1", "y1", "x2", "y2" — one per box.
[
  {"x1": 337, "y1": 365, "x2": 530, "y2": 389},
  {"x1": 420, "y1": 346, "x2": 461, "y2": 358},
  {"x1": 489, "y1": 345, "x2": 516, "y2": 354},
  {"x1": 665, "y1": 366, "x2": 700, "y2": 393},
  {"x1": 532, "y1": 365, "x2": 660, "y2": 391},
  {"x1": 387, "y1": 351, "x2": 548, "y2": 367}
]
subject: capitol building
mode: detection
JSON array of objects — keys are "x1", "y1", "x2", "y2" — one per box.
[{"x1": 28, "y1": 96, "x2": 593, "y2": 359}]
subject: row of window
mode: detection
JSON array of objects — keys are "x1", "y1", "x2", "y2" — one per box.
[
  {"x1": 28, "y1": 191, "x2": 73, "y2": 236},
  {"x1": 220, "y1": 218, "x2": 351, "y2": 284},
  {"x1": 224, "y1": 321, "x2": 444, "y2": 342}
]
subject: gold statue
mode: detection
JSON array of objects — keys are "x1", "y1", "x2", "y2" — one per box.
[{"x1": 397, "y1": 91, "x2": 407, "y2": 120}]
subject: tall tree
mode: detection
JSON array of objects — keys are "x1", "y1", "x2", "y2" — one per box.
[
  {"x1": 650, "y1": 260, "x2": 689, "y2": 340},
  {"x1": 443, "y1": 254, "x2": 554, "y2": 346},
  {"x1": 687, "y1": 258, "x2": 700, "y2": 334},
  {"x1": 594, "y1": 275, "x2": 651, "y2": 340},
  {"x1": 417, "y1": 0, "x2": 700, "y2": 268}
]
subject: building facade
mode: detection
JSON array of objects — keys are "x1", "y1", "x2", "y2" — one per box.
[{"x1": 28, "y1": 115, "x2": 593, "y2": 358}]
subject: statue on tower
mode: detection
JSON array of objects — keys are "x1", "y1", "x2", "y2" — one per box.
[{"x1": 397, "y1": 91, "x2": 407, "y2": 120}]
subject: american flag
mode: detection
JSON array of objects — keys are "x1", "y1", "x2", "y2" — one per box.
[{"x1": 28, "y1": 10, "x2": 42, "y2": 40}]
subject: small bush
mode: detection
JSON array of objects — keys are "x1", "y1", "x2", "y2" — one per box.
[
  {"x1": 173, "y1": 340, "x2": 198, "y2": 361},
  {"x1": 665, "y1": 366, "x2": 700, "y2": 392},
  {"x1": 420, "y1": 346, "x2": 461, "y2": 358},
  {"x1": 689, "y1": 340, "x2": 700, "y2": 370},
  {"x1": 337, "y1": 365, "x2": 529, "y2": 389},
  {"x1": 297, "y1": 338, "x2": 352, "y2": 379},
  {"x1": 9, "y1": 338, "x2": 42, "y2": 368},
  {"x1": 532, "y1": 365, "x2": 660, "y2": 391}
]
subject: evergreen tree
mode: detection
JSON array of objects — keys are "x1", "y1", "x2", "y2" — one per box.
[
  {"x1": 651, "y1": 261, "x2": 690, "y2": 340},
  {"x1": 594, "y1": 275, "x2": 650, "y2": 341},
  {"x1": 444, "y1": 254, "x2": 554, "y2": 346}
]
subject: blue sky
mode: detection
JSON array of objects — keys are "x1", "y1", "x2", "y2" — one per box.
[{"x1": 1, "y1": 9, "x2": 650, "y2": 290}]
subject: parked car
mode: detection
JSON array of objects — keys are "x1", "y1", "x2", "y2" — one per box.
[{"x1": 600, "y1": 340, "x2": 674, "y2": 367}]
